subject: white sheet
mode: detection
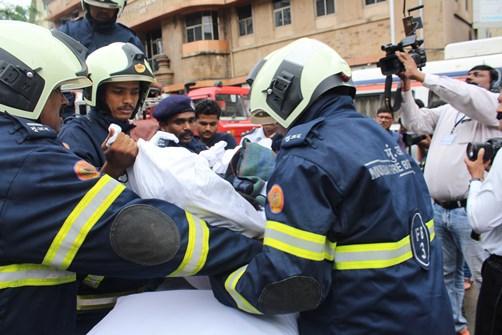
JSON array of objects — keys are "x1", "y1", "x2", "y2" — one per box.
[{"x1": 88, "y1": 290, "x2": 299, "y2": 335}]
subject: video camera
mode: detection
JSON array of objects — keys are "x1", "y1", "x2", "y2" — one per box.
[
  {"x1": 377, "y1": 3, "x2": 426, "y2": 112},
  {"x1": 379, "y1": 35, "x2": 427, "y2": 76},
  {"x1": 378, "y1": 4, "x2": 426, "y2": 76},
  {"x1": 466, "y1": 137, "x2": 502, "y2": 162}
]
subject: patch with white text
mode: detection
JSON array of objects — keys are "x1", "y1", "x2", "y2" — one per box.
[
  {"x1": 74, "y1": 160, "x2": 100, "y2": 181},
  {"x1": 409, "y1": 211, "x2": 430, "y2": 270},
  {"x1": 268, "y1": 184, "x2": 284, "y2": 214}
]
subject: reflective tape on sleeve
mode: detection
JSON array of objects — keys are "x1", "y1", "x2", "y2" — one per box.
[
  {"x1": 334, "y1": 220, "x2": 435, "y2": 270},
  {"x1": 224, "y1": 265, "x2": 262, "y2": 315},
  {"x1": 82, "y1": 274, "x2": 105, "y2": 289},
  {"x1": 42, "y1": 175, "x2": 125, "y2": 270},
  {"x1": 263, "y1": 221, "x2": 328, "y2": 261},
  {"x1": 0, "y1": 264, "x2": 75, "y2": 289},
  {"x1": 169, "y1": 212, "x2": 209, "y2": 276},
  {"x1": 76, "y1": 291, "x2": 134, "y2": 311},
  {"x1": 262, "y1": 219, "x2": 435, "y2": 270}
]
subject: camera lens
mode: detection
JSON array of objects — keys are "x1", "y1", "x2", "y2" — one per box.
[{"x1": 466, "y1": 143, "x2": 476, "y2": 161}]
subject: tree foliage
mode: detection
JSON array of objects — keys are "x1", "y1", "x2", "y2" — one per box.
[{"x1": 0, "y1": 2, "x2": 38, "y2": 23}]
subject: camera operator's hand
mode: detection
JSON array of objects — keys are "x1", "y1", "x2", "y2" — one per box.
[
  {"x1": 464, "y1": 148, "x2": 491, "y2": 179},
  {"x1": 396, "y1": 52, "x2": 425, "y2": 91},
  {"x1": 101, "y1": 130, "x2": 138, "y2": 179}
]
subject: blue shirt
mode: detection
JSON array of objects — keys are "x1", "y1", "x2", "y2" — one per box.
[{"x1": 58, "y1": 15, "x2": 144, "y2": 56}]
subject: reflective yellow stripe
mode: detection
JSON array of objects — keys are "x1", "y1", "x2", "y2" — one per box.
[
  {"x1": 224, "y1": 265, "x2": 262, "y2": 315},
  {"x1": 82, "y1": 274, "x2": 105, "y2": 289},
  {"x1": 76, "y1": 291, "x2": 134, "y2": 311},
  {"x1": 264, "y1": 221, "x2": 327, "y2": 260},
  {"x1": 43, "y1": 175, "x2": 125, "y2": 270},
  {"x1": 334, "y1": 220, "x2": 435, "y2": 270},
  {"x1": 169, "y1": 212, "x2": 209, "y2": 276},
  {"x1": 263, "y1": 219, "x2": 435, "y2": 270},
  {"x1": 0, "y1": 264, "x2": 75, "y2": 289}
]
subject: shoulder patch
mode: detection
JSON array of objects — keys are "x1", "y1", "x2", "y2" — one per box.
[
  {"x1": 8, "y1": 114, "x2": 57, "y2": 141},
  {"x1": 268, "y1": 184, "x2": 284, "y2": 214},
  {"x1": 74, "y1": 160, "x2": 100, "y2": 181},
  {"x1": 281, "y1": 117, "x2": 325, "y2": 149}
]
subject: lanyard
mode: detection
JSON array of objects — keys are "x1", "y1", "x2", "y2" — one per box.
[{"x1": 451, "y1": 113, "x2": 470, "y2": 134}]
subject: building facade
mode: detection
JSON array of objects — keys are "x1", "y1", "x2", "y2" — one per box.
[{"x1": 44, "y1": 0, "x2": 480, "y2": 93}]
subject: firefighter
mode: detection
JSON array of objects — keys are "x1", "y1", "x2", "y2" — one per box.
[
  {"x1": 210, "y1": 38, "x2": 455, "y2": 334},
  {"x1": 59, "y1": 42, "x2": 153, "y2": 170},
  {"x1": 0, "y1": 21, "x2": 261, "y2": 334},
  {"x1": 57, "y1": 0, "x2": 147, "y2": 120},
  {"x1": 58, "y1": 42, "x2": 161, "y2": 334},
  {"x1": 58, "y1": 0, "x2": 144, "y2": 57}
]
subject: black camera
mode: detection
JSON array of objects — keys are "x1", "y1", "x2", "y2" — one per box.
[
  {"x1": 466, "y1": 137, "x2": 502, "y2": 162},
  {"x1": 402, "y1": 133, "x2": 427, "y2": 147},
  {"x1": 378, "y1": 35, "x2": 427, "y2": 76},
  {"x1": 378, "y1": 4, "x2": 426, "y2": 112}
]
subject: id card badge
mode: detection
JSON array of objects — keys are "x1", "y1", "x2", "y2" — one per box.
[{"x1": 440, "y1": 133, "x2": 456, "y2": 145}]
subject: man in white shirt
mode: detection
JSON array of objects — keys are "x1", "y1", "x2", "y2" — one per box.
[
  {"x1": 464, "y1": 90, "x2": 502, "y2": 335},
  {"x1": 397, "y1": 51, "x2": 501, "y2": 335}
]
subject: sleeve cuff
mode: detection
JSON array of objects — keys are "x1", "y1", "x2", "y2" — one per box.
[
  {"x1": 422, "y1": 73, "x2": 440, "y2": 88},
  {"x1": 468, "y1": 179, "x2": 482, "y2": 195}
]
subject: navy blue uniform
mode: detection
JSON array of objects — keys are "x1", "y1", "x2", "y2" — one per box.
[
  {"x1": 59, "y1": 109, "x2": 152, "y2": 333},
  {"x1": 195, "y1": 132, "x2": 238, "y2": 149},
  {"x1": 157, "y1": 136, "x2": 208, "y2": 154},
  {"x1": 59, "y1": 109, "x2": 134, "y2": 168},
  {"x1": 58, "y1": 14, "x2": 145, "y2": 119},
  {"x1": 211, "y1": 94, "x2": 455, "y2": 334},
  {"x1": 0, "y1": 112, "x2": 261, "y2": 334},
  {"x1": 58, "y1": 14, "x2": 144, "y2": 56}
]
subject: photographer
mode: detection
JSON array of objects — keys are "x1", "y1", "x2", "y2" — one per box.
[
  {"x1": 464, "y1": 91, "x2": 502, "y2": 335},
  {"x1": 397, "y1": 51, "x2": 501, "y2": 335}
]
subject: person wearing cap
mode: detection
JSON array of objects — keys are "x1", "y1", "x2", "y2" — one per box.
[
  {"x1": 152, "y1": 95, "x2": 208, "y2": 153},
  {"x1": 0, "y1": 21, "x2": 262, "y2": 335}
]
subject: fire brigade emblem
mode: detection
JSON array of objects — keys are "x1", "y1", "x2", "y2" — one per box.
[
  {"x1": 74, "y1": 160, "x2": 100, "y2": 181},
  {"x1": 268, "y1": 184, "x2": 284, "y2": 214},
  {"x1": 409, "y1": 211, "x2": 430, "y2": 270},
  {"x1": 134, "y1": 63, "x2": 146, "y2": 73}
]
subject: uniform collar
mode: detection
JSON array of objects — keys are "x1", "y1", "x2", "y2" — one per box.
[{"x1": 88, "y1": 109, "x2": 135, "y2": 134}]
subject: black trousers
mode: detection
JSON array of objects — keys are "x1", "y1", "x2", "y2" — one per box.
[{"x1": 476, "y1": 254, "x2": 502, "y2": 335}]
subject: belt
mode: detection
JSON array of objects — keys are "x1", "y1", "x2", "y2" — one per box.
[{"x1": 434, "y1": 198, "x2": 467, "y2": 210}]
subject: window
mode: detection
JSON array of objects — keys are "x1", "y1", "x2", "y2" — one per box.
[
  {"x1": 144, "y1": 30, "x2": 163, "y2": 72},
  {"x1": 316, "y1": 0, "x2": 335, "y2": 16},
  {"x1": 145, "y1": 30, "x2": 163, "y2": 59},
  {"x1": 365, "y1": 0, "x2": 385, "y2": 5},
  {"x1": 273, "y1": 0, "x2": 291, "y2": 27},
  {"x1": 185, "y1": 12, "x2": 219, "y2": 43},
  {"x1": 237, "y1": 4, "x2": 254, "y2": 36},
  {"x1": 215, "y1": 94, "x2": 248, "y2": 118}
]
